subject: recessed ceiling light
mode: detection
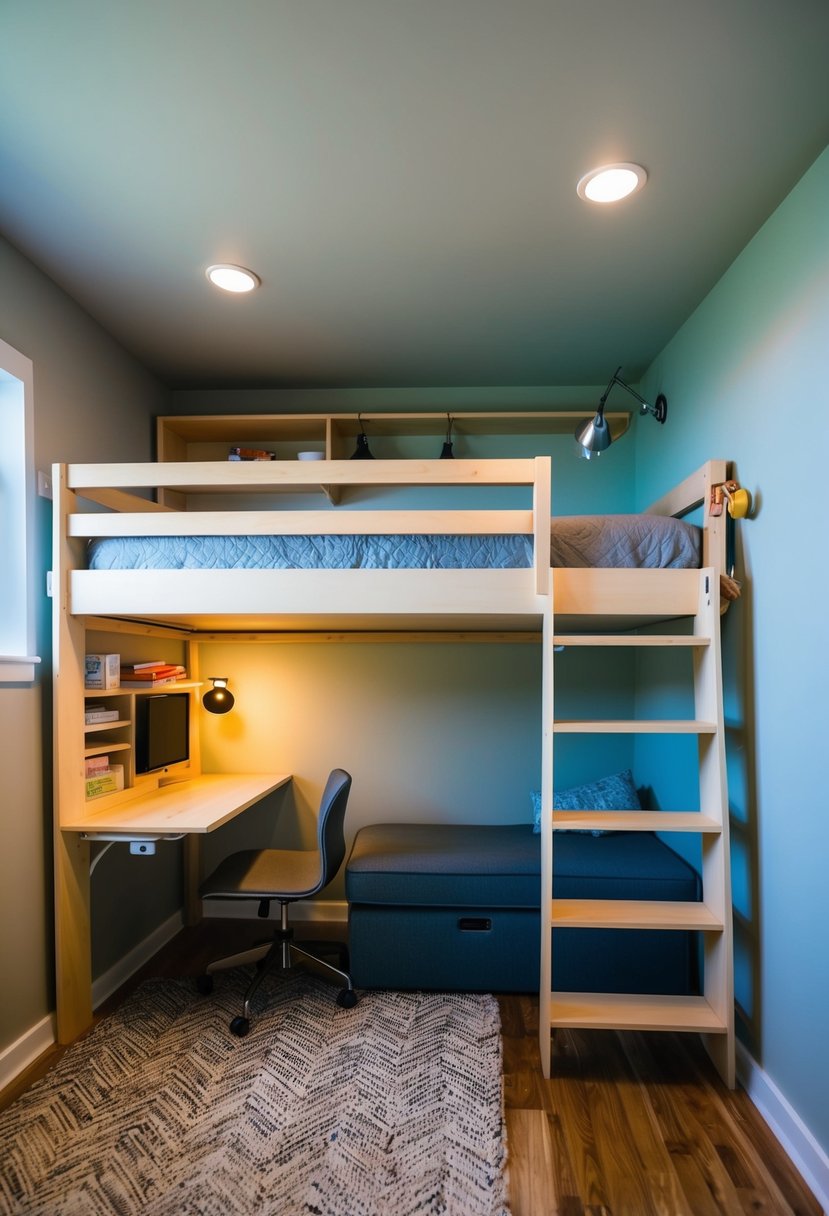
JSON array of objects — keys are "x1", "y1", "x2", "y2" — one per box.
[
  {"x1": 206, "y1": 264, "x2": 260, "y2": 293},
  {"x1": 576, "y1": 163, "x2": 647, "y2": 204}
]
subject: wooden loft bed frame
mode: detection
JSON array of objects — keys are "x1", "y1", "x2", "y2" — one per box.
[
  {"x1": 51, "y1": 456, "x2": 735, "y2": 1085},
  {"x1": 55, "y1": 455, "x2": 729, "y2": 634}
]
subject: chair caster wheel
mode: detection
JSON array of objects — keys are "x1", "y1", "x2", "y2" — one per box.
[
  {"x1": 196, "y1": 974, "x2": 213, "y2": 995},
  {"x1": 336, "y1": 988, "x2": 358, "y2": 1009},
  {"x1": 229, "y1": 1016, "x2": 250, "y2": 1037}
]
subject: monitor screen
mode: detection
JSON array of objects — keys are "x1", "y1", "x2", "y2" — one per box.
[{"x1": 135, "y1": 693, "x2": 190, "y2": 774}]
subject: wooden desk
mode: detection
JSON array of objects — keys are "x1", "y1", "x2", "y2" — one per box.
[
  {"x1": 55, "y1": 772, "x2": 290, "y2": 1043},
  {"x1": 62, "y1": 772, "x2": 291, "y2": 834}
]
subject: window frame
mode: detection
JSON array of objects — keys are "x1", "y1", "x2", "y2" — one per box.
[{"x1": 0, "y1": 336, "x2": 40, "y2": 683}]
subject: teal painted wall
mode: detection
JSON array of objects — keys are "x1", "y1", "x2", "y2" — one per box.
[
  {"x1": 167, "y1": 390, "x2": 643, "y2": 894},
  {"x1": 634, "y1": 147, "x2": 829, "y2": 1154}
]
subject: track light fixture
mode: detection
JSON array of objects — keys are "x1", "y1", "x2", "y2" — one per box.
[{"x1": 575, "y1": 366, "x2": 667, "y2": 459}]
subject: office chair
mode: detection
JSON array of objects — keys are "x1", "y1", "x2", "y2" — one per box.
[{"x1": 196, "y1": 768, "x2": 356, "y2": 1036}]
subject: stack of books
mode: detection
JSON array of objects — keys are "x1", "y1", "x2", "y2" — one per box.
[
  {"x1": 84, "y1": 704, "x2": 121, "y2": 726},
  {"x1": 120, "y1": 661, "x2": 188, "y2": 688}
]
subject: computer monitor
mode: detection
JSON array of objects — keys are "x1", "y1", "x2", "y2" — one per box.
[{"x1": 134, "y1": 692, "x2": 190, "y2": 775}]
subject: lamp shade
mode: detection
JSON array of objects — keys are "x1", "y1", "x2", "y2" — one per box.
[
  {"x1": 203, "y1": 677, "x2": 235, "y2": 714},
  {"x1": 350, "y1": 432, "x2": 374, "y2": 459},
  {"x1": 574, "y1": 411, "x2": 613, "y2": 457}
]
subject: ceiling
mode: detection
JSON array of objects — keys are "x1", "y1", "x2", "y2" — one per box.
[{"x1": 2, "y1": 1, "x2": 829, "y2": 391}]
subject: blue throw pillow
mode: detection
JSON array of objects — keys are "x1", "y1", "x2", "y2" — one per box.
[{"x1": 531, "y1": 769, "x2": 641, "y2": 834}]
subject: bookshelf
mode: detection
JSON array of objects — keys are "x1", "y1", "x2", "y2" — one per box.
[{"x1": 81, "y1": 683, "x2": 203, "y2": 805}]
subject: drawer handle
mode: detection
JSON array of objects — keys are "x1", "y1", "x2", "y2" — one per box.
[{"x1": 458, "y1": 917, "x2": 492, "y2": 932}]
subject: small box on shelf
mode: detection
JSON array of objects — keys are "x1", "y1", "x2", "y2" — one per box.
[
  {"x1": 85, "y1": 764, "x2": 124, "y2": 799},
  {"x1": 85, "y1": 653, "x2": 120, "y2": 690}
]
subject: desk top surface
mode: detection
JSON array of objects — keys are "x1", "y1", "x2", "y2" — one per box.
[{"x1": 62, "y1": 772, "x2": 291, "y2": 836}]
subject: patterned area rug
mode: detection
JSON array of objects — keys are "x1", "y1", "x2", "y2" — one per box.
[{"x1": 0, "y1": 972, "x2": 509, "y2": 1216}]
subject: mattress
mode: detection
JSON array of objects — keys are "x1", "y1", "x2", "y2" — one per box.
[{"x1": 87, "y1": 514, "x2": 700, "y2": 571}]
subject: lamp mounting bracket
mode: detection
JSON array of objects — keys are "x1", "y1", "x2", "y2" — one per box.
[{"x1": 646, "y1": 393, "x2": 668, "y2": 424}]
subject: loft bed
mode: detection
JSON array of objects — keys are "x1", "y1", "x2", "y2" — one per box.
[
  {"x1": 51, "y1": 455, "x2": 737, "y2": 1086},
  {"x1": 56, "y1": 456, "x2": 729, "y2": 633}
]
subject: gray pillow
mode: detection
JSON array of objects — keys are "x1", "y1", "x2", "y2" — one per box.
[
  {"x1": 550, "y1": 515, "x2": 701, "y2": 569},
  {"x1": 531, "y1": 769, "x2": 642, "y2": 835}
]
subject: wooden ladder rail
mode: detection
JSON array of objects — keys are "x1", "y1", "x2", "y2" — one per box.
[{"x1": 539, "y1": 566, "x2": 735, "y2": 1088}]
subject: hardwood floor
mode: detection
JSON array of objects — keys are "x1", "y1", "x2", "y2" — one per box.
[
  {"x1": 2, "y1": 922, "x2": 822, "y2": 1216},
  {"x1": 500, "y1": 994, "x2": 822, "y2": 1216}
]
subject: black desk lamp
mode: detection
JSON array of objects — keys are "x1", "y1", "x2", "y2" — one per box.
[{"x1": 203, "y1": 677, "x2": 235, "y2": 714}]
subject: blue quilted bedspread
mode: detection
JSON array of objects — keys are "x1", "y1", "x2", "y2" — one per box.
[
  {"x1": 87, "y1": 515, "x2": 700, "y2": 571},
  {"x1": 87, "y1": 534, "x2": 534, "y2": 570}
]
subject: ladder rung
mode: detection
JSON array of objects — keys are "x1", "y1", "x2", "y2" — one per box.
[
  {"x1": 551, "y1": 811, "x2": 721, "y2": 833},
  {"x1": 550, "y1": 899, "x2": 723, "y2": 930},
  {"x1": 553, "y1": 719, "x2": 718, "y2": 734},
  {"x1": 549, "y1": 992, "x2": 728, "y2": 1033},
  {"x1": 552, "y1": 634, "x2": 710, "y2": 647}
]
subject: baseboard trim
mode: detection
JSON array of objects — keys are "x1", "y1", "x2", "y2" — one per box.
[
  {"x1": 0, "y1": 1012, "x2": 57, "y2": 1093},
  {"x1": 2, "y1": 914, "x2": 185, "y2": 1094},
  {"x1": 737, "y1": 1041, "x2": 829, "y2": 1212},
  {"x1": 92, "y1": 910, "x2": 185, "y2": 1010},
  {"x1": 201, "y1": 898, "x2": 348, "y2": 924}
]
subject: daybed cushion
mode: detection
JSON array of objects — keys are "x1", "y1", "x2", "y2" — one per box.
[
  {"x1": 346, "y1": 822, "x2": 698, "y2": 908},
  {"x1": 346, "y1": 823, "x2": 540, "y2": 907}
]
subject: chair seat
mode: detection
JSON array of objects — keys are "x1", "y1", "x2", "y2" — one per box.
[{"x1": 199, "y1": 848, "x2": 323, "y2": 900}]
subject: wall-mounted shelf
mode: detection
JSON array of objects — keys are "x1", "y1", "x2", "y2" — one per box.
[
  {"x1": 157, "y1": 409, "x2": 631, "y2": 454},
  {"x1": 155, "y1": 409, "x2": 631, "y2": 507}
]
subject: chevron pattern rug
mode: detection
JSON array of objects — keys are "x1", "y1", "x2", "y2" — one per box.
[{"x1": 0, "y1": 972, "x2": 509, "y2": 1216}]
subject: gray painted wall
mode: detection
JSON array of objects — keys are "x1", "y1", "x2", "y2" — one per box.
[{"x1": 0, "y1": 236, "x2": 172, "y2": 1048}]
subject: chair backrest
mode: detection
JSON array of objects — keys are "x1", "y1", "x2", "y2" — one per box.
[{"x1": 316, "y1": 768, "x2": 352, "y2": 889}]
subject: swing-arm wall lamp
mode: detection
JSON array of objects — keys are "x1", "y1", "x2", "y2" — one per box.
[{"x1": 575, "y1": 366, "x2": 667, "y2": 459}]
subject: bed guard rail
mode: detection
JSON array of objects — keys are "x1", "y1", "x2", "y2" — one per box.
[{"x1": 57, "y1": 457, "x2": 553, "y2": 597}]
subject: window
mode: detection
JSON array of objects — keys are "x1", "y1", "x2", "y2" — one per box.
[{"x1": 0, "y1": 337, "x2": 39, "y2": 682}]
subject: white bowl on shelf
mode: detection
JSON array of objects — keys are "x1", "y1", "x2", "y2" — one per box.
[{"x1": 297, "y1": 451, "x2": 325, "y2": 461}]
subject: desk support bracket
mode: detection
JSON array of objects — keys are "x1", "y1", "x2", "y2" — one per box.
[{"x1": 84, "y1": 832, "x2": 186, "y2": 875}]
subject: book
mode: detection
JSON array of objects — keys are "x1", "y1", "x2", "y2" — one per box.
[
  {"x1": 84, "y1": 652, "x2": 120, "y2": 690},
  {"x1": 121, "y1": 660, "x2": 169, "y2": 673},
  {"x1": 84, "y1": 706, "x2": 120, "y2": 724},
  {"x1": 85, "y1": 755, "x2": 110, "y2": 776},
  {"x1": 119, "y1": 666, "x2": 183, "y2": 685},
  {"x1": 120, "y1": 667, "x2": 186, "y2": 684}
]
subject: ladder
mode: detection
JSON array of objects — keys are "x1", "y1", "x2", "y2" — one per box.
[{"x1": 538, "y1": 566, "x2": 736, "y2": 1088}]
